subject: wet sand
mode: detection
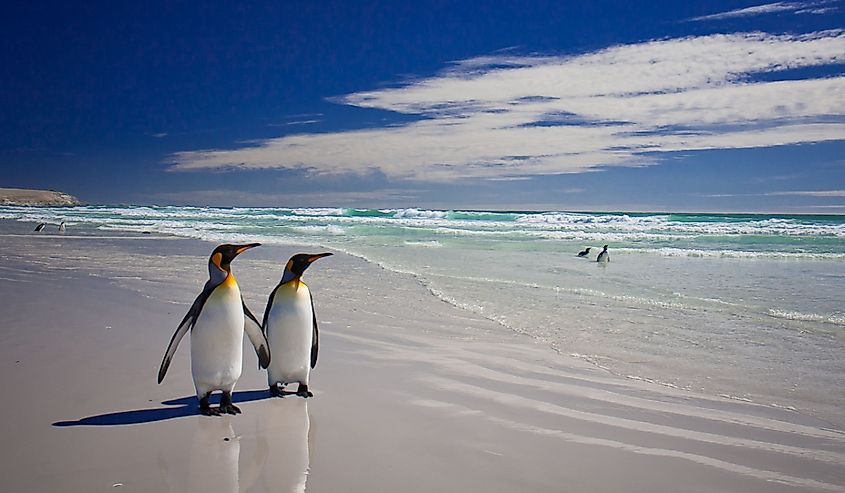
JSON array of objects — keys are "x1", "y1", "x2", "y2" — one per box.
[{"x1": 0, "y1": 223, "x2": 843, "y2": 492}]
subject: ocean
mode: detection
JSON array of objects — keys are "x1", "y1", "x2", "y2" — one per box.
[{"x1": 3, "y1": 205, "x2": 844, "y2": 424}]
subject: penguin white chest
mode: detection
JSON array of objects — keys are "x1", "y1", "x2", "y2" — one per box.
[
  {"x1": 266, "y1": 282, "x2": 313, "y2": 385},
  {"x1": 190, "y1": 278, "x2": 245, "y2": 393}
]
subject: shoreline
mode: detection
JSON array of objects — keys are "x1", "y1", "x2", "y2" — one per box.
[
  {"x1": 1, "y1": 225, "x2": 844, "y2": 491},
  {"x1": 3, "y1": 216, "x2": 844, "y2": 426}
]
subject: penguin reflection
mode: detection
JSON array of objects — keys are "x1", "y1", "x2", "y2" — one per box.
[
  {"x1": 159, "y1": 415, "x2": 264, "y2": 493},
  {"x1": 188, "y1": 417, "x2": 242, "y2": 493},
  {"x1": 256, "y1": 399, "x2": 312, "y2": 493}
]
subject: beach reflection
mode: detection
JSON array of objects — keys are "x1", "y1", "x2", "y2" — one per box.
[
  {"x1": 158, "y1": 399, "x2": 311, "y2": 493},
  {"x1": 185, "y1": 416, "x2": 242, "y2": 493},
  {"x1": 255, "y1": 399, "x2": 312, "y2": 493}
]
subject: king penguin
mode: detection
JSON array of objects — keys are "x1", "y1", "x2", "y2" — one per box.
[
  {"x1": 263, "y1": 252, "x2": 332, "y2": 398},
  {"x1": 158, "y1": 243, "x2": 271, "y2": 415},
  {"x1": 597, "y1": 244, "x2": 610, "y2": 263}
]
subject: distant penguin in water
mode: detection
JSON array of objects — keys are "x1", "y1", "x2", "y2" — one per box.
[
  {"x1": 597, "y1": 245, "x2": 610, "y2": 263},
  {"x1": 34, "y1": 223, "x2": 47, "y2": 232},
  {"x1": 577, "y1": 247, "x2": 591, "y2": 257},
  {"x1": 58, "y1": 221, "x2": 66, "y2": 233},
  {"x1": 158, "y1": 243, "x2": 271, "y2": 415},
  {"x1": 263, "y1": 252, "x2": 333, "y2": 398}
]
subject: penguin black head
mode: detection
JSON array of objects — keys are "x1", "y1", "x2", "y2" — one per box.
[
  {"x1": 209, "y1": 243, "x2": 261, "y2": 272},
  {"x1": 282, "y1": 252, "x2": 333, "y2": 283},
  {"x1": 602, "y1": 244, "x2": 608, "y2": 250}
]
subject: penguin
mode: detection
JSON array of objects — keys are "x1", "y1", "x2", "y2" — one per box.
[
  {"x1": 597, "y1": 244, "x2": 610, "y2": 263},
  {"x1": 577, "y1": 247, "x2": 591, "y2": 257},
  {"x1": 158, "y1": 243, "x2": 271, "y2": 415},
  {"x1": 34, "y1": 223, "x2": 47, "y2": 232},
  {"x1": 263, "y1": 252, "x2": 332, "y2": 398},
  {"x1": 58, "y1": 221, "x2": 66, "y2": 233}
]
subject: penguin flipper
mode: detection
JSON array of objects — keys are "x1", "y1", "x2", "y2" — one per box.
[
  {"x1": 310, "y1": 292, "x2": 319, "y2": 369},
  {"x1": 261, "y1": 284, "x2": 281, "y2": 333},
  {"x1": 243, "y1": 297, "x2": 271, "y2": 369},
  {"x1": 157, "y1": 282, "x2": 214, "y2": 383}
]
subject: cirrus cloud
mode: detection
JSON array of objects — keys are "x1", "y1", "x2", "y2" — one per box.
[
  {"x1": 686, "y1": 1, "x2": 838, "y2": 22},
  {"x1": 169, "y1": 31, "x2": 845, "y2": 182}
]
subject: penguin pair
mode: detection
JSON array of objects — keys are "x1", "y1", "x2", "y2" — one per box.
[
  {"x1": 157, "y1": 244, "x2": 331, "y2": 415},
  {"x1": 33, "y1": 221, "x2": 64, "y2": 232},
  {"x1": 577, "y1": 245, "x2": 610, "y2": 262}
]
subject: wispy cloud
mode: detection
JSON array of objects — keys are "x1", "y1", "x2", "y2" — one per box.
[
  {"x1": 769, "y1": 189, "x2": 845, "y2": 196},
  {"x1": 701, "y1": 189, "x2": 845, "y2": 197},
  {"x1": 170, "y1": 31, "x2": 845, "y2": 182},
  {"x1": 267, "y1": 120, "x2": 321, "y2": 127},
  {"x1": 687, "y1": 1, "x2": 837, "y2": 22}
]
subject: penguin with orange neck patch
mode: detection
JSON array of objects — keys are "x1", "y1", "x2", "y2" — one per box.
[
  {"x1": 158, "y1": 243, "x2": 271, "y2": 415},
  {"x1": 263, "y1": 252, "x2": 332, "y2": 398}
]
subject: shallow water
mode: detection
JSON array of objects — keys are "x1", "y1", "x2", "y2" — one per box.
[{"x1": 3, "y1": 205, "x2": 844, "y2": 425}]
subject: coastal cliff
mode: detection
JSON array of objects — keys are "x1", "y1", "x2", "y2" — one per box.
[{"x1": 0, "y1": 187, "x2": 80, "y2": 206}]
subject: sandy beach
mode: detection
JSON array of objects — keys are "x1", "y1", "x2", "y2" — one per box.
[{"x1": 1, "y1": 220, "x2": 844, "y2": 492}]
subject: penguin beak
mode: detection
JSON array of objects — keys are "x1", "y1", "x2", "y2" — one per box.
[
  {"x1": 235, "y1": 243, "x2": 261, "y2": 255},
  {"x1": 307, "y1": 252, "x2": 333, "y2": 263}
]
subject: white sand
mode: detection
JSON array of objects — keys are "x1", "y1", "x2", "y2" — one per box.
[{"x1": 0, "y1": 225, "x2": 843, "y2": 492}]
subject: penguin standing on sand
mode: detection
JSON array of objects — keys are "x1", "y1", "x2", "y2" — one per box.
[
  {"x1": 263, "y1": 252, "x2": 332, "y2": 398},
  {"x1": 58, "y1": 221, "x2": 66, "y2": 233},
  {"x1": 597, "y1": 245, "x2": 610, "y2": 263},
  {"x1": 577, "y1": 247, "x2": 591, "y2": 257},
  {"x1": 158, "y1": 243, "x2": 271, "y2": 415}
]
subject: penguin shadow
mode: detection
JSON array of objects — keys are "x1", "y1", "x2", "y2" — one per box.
[{"x1": 52, "y1": 389, "x2": 272, "y2": 427}]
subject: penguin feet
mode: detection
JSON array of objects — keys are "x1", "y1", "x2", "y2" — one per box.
[
  {"x1": 270, "y1": 384, "x2": 286, "y2": 398},
  {"x1": 199, "y1": 394, "x2": 220, "y2": 416},
  {"x1": 200, "y1": 406, "x2": 221, "y2": 416},
  {"x1": 219, "y1": 392, "x2": 241, "y2": 415},
  {"x1": 219, "y1": 403, "x2": 242, "y2": 415},
  {"x1": 296, "y1": 384, "x2": 313, "y2": 398}
]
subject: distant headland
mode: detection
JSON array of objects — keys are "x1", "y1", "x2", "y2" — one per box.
[{"x1": 0, "y1": 187, "x2": 80, "y2": 206}]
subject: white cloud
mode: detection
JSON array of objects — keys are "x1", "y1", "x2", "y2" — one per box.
[
  {"x1": 769, "y1": 189, "x2": 845, "y2": 196},
  {"x1": 267, "y1": 119, "x2": 321, "y2": 127},
  {"x1": 687, "y1": 1, "x2": 836, "y2": 22},
  {"x1": 170, "y1": 31, "x2": 845, "y2": 181},
  {"x1": 702, "y1": 189, "x2": 845, "y2": 197}
]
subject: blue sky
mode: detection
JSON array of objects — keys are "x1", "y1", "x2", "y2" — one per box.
[{"x1": 2, "y1": 1, "x2": 844, "y2": 212}]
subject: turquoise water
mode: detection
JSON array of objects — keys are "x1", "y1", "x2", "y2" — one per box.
[{"x1": 3, "y1": 205, "x2": 845, "y2": 424}]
